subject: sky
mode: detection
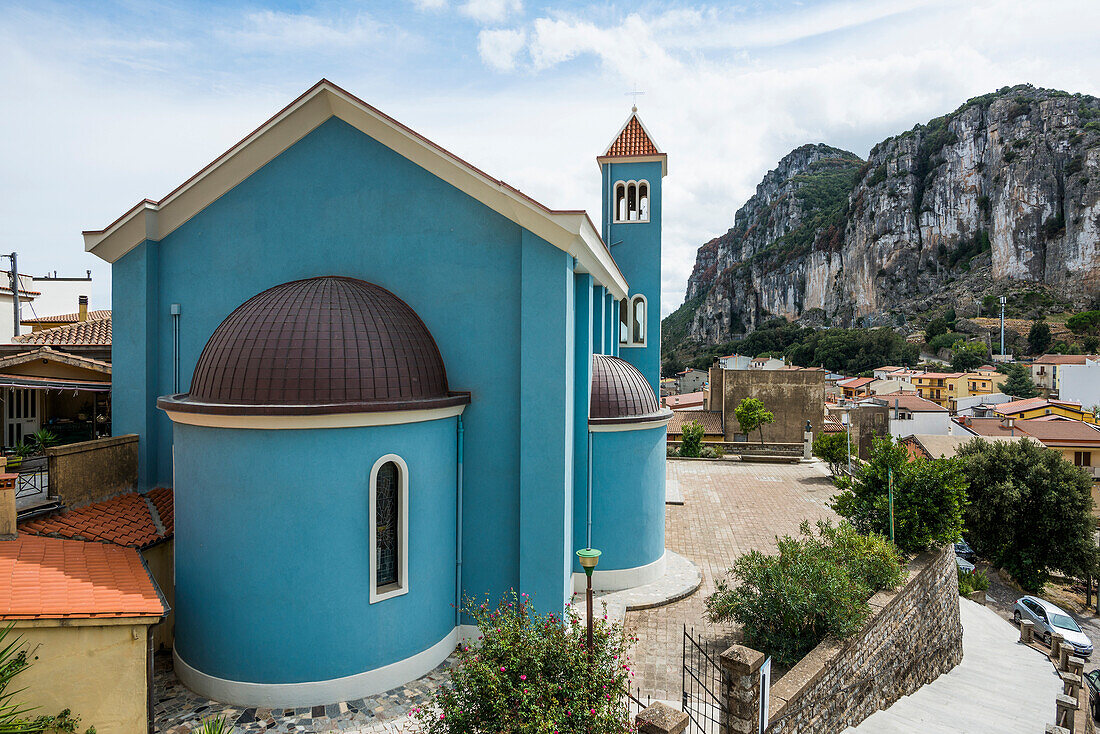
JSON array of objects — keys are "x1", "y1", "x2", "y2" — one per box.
[{"x1": 1, "y1": 0, "x2": 1098, "y2": 315}]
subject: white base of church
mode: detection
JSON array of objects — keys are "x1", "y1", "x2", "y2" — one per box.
[
  {"x1": 174, "y1": 624, "x2": 479, "y2": 707},
  {"x1": 571, "y1": 550, "x2": 667, "y2": 593}
]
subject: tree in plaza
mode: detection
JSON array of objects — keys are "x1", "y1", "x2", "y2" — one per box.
[
  {"x1": 830, "y1": 436, "x2": 968, "y2": 553},
  {"x1": 950, "y1": 340, "x2": 988, "y2": 371},
  {"x1": 679, "y1": 420, "x2": 705, "y2": 458},
  {"x1": 735, "y1": 398, "x2": 774, "y2": 444},
  {"x1": 812, "y1": 432, "x2": 853, "y2": 477},
  {"x1": 956, "y1": 438, "x2": 1097, "y2": 593},
  {"x1": 1028, "y1": 320, "x2": 1052, "y2": 355},
  {"x1": 1001, "y1": 363, "x2": 1040, "y2": 398}
]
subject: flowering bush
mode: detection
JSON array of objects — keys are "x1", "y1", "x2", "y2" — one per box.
[{"x1": 412, "y1": 591, "x2": 635, "y2": 733}]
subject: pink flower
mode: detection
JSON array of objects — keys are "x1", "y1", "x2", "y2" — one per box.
[
  {"x1": 520, "y1": 674, "x2": 526, "y2": 680},
  {"x1": 500, "y1": 666, "x2": 506, "y2": 672},
  {"x1": 590, "y1": 709, "x2": 596, "y2": 715}
]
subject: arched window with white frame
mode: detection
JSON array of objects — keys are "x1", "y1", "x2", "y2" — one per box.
[
  {"x1": 612, "y1": 180, "x2": 651, "y2": 223},
  {"x1": 370, "y1": 454, "x2": 409, "y2": 603},
  {"x1": 619, "y1": 294, "x2": 647, "y2": 347}
]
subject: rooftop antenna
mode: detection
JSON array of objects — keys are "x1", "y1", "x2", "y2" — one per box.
[{"x1": 625, "y1": 85, "x2": 645, "y2": 113}]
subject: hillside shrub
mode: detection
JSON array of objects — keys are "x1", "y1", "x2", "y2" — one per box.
[
  {"x1": 413, "y1": 592, "x2": 632, "y2": 734},
  {"x1": 812, "y1": 431, "x2": 852, "y2": 477},
  {"x1": 831, "y1": 436, "x2": 967, "y2": 553},
  {"x1": 705, "y1": 521, "x2": 903, "y2": 666},
  {"x1": 679, "y1": 421, "x2": 704, "y2": 458}
]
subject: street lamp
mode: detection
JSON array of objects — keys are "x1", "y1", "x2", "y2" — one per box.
[
  {"x1": 576, "y1": 547, "x2": 601, "y2": 656},
  {"x1": 837, "y1": 405, "x2": 853, "y2": 475}
]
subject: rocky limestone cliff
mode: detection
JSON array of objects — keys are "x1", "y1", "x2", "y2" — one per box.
[{"x1": 678, "y1": 85, "x2": 1100, "y2": 346}]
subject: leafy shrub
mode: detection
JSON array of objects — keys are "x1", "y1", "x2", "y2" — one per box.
[
  {"x1": 705, "y1": 521, "x2": 903, "y2": 666},
  {"x1": 1067, "y1": 310, "x2": 1100, "y2": 335},
  {"x1": 831, "y1": 437, "x2": 967, "y2": 553},
  {"x1": 413, "y1": 592, "x2": 632, "y2": 734},
  {"x1": 679, "y1": 421, "x2": 704, "y2": 458},
  {"x1": 868, "y1": 164, "x2": 887, "y2": 187},
  {"x1": 928, "y1": 332, "x2": 967, "y2": 352},
  {"x1": 735, "y1": 398, "x2": 774, "y2": 444},
  {"x1": 812, "y1": 431, "x2": 852, "y2": 476},
  {"x1": 699, "y1": 444, "x2": 724, "y2": 459},
  {"x1": 951, "y1": 340, "x2": 989, "y2": 371}
]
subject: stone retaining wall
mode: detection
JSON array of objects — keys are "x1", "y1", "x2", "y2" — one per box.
[
  {"x1": 721, "y1": 544, "x2": 963, "y2": 734},
  {"x1": 46, "y1": 434, "x2": 139, "y2": 507}
]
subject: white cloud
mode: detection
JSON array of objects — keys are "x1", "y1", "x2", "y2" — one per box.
[
  {"x1": 411, "y1": 0, "x2": 449, "y2": 9},
  {"x1": 217, "y1": 10, "x2": 390, "y2": 50},
  {"x1": 460, "y1": 0, "x2": 523, "y2": 24},
  {"x1": 477, "y1": 28, "x2": 527, "y2": 71}
]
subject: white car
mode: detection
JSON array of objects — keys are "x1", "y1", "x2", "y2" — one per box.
[{"x1": 1014, "y1": 595, "x2": 1093, "y2": 657}]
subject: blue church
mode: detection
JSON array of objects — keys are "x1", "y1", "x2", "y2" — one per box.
[{"x1": 86, "y1": 80, "x2": 671, "y2": 706}]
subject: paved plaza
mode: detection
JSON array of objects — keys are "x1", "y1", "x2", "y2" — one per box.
[{"x1": 624, "y1": 458, "x2": 839, "y2": 701}]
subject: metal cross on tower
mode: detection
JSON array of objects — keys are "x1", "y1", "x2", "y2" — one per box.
[{"x1": 625, "y1": 85, "x2": 645, "y2": 112}]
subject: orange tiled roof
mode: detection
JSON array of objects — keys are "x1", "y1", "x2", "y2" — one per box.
[
  {"x1": 13, "y1": 315, "x2": 111, "y2": 346},
  {"x1": 996, "y1": 397, "x2": 1082, "y2": 415},
  {"x1": 20, "y1": 490, "x2": 173, "y2": 549},
  {"x1": 22, "y1": 310, "x2": 110, "y2": 325},
  {"x1": 667, "y1": 410, "x2": 724, "y2": 435},
  {"x1": 0, "y1": 535, "x2": 165, "y2": 620},
  {"x1": 604, "y1": 115, "x2": 660, "y2": 157},
  {"x1": 663, "y1": 391, "x2": 705, "y2": 408},
  {"x1": 1032, "y1": 354, "x2": 1098, "y2": 365}
]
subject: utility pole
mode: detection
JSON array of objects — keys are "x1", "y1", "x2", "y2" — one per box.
[
  {"x1": 999, "y1": 296, "x2": 1007, "y2": 356},
  {"x1": 8, "y1": 252, "x2": 18, "y2": 339}
]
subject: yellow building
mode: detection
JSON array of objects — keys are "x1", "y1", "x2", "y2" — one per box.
[
  {"x1": 912, "y1": 370, "x2": 1008, "y2": 411},
  {"x1": 993, "y1": 397, "x2": 1097, "y2": 425}
]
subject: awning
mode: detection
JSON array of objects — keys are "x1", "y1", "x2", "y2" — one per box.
[{"x1": 0, "y1": 375, "x2": 110, "y2": 392}]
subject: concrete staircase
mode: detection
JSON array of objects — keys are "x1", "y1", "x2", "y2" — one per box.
[{"x1": 845, "y1": 599, "x2": 1061, "y2": 733}]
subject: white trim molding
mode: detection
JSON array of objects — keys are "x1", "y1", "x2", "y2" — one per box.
[
  {"x1": 83, "y1": 81, "x2": 628, "y2": 300},
  {"x1": 572, "y1": 550, "x2": 667, "y2": 593},
  {"x1": 173, "y1": 625, "x2": 479, "y2": 707},
  {"x1": 369, "y1": 454, "x2": 409, "y2": 604},
  {"x1": 162, "y1": 403, "x2": 465, "y2": 430},
  {"x1": 588, "y1": 417, "x2": 670, "y2": 433}
]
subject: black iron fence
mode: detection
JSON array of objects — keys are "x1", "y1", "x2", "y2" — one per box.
[
  {"x1": 682, "y1": 625, "x2": 728, "y2": 733},
  {"x1": 14, "y1": 457, "x2": 48, "y2": 501}
]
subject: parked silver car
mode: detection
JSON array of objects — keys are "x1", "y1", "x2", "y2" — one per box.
[{"x1": 1014, "y1": 595, "x2": 1093, "y2": 657}]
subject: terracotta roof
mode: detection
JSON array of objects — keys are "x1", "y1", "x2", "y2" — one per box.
[
  {"x1": 160, "y1": 277, "x2": 469, "y2": 416},
  {"x1": 1032, "y1": 354, "x2": 1097, "y2": 365},
  {"x1": 663, "y1": 391, "x2": 705, "y2": 409},
  {"x1": 839, "y1": 377, "x2": 875, "y2": 388},
  {"x1": 603, "y1": 115, "x2": 661, "y2": 157},
  {"x1": 590, "y1": 354, "x2": 670, "y2": 424},
  {"x1": 823, "y1": 415, "x2": 845, "y2": 432},
  {"x1": 961, "y1": 417, "x2": 1100, "y2": 445},
  {"x1": 876, "y1": 366, "x2": 902, "y2": 372},
  {"x1": 20, "y1": 490, "x2": 173, "y2": 549},
  {"x1": 870, "y1": 394, "x2": 948, "y2": 413},
  {"x1": 995, "y1": 397, "x2": 1083, "y2": 415},
  {"x1": 0, "y1": 535, "x2": 165, "y2": 620},
  {"x1": 13, "y1": 316, "x2": 111, "y2": 346},
  {"x1": 22, "y1": 310, "x2": 110, "y2": 325},
  {"x1": 667, "y1": 410, "x2": 724, "y2": 435}
]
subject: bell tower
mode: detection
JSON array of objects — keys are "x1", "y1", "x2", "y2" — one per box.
[{"x1": 598, "y1": 107, "x2": 667, "y2": 395}]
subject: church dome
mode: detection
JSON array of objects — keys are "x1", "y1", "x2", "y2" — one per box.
[
  {"x1": 589, "y1": 354, "x2": 671, "y2": 425},
  {"x1": 160, "y1": 276, "x2": 468, "y2": 416}
]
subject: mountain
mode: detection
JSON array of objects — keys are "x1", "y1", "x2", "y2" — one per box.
[{"x1": 669, "y1": 85, "x2": 1100, "y2": 352}]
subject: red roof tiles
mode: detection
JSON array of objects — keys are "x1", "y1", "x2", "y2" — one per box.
[
  {"x1": 0, "y1": 535, "x2": 165, "y2": 620},
  {"x1": 20, "y1": 490, "x2": 173, "y2": 549},
  {"x1": 604, "y1": 115, "x2": 660, "y2": 157},
  {"x1": 13, "y1": 316, "x2": 111, "y2": 346},
  {"x1": 667, "y1": 410, "x2": 724, "y2": 435},
  {"x1": 22, "y1": 310, "x2": 111, "y2": 325}
]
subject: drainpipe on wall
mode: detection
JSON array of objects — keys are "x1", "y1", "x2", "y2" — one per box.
[
  {"x1": 586, "y1": 429, "x2": 593, "y2": 548},
  {"x1": 455, "y1": 416, "x2": 464, "y2": 628},
  {"x1": 170, "y1": 304, "x2": 181, "y2": 393}
]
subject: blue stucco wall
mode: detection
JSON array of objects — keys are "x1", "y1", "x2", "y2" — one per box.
[
  {"x1": 111, "y1": 116, "x2": 581, "y2": 611},
  {"x1": 171, "y1": 418, "x2": 458, "y2": 684},
  {"x1": 600, "y1": 160, "x2": 663, "y2": 394},
  {"x1": 587, "y1": 424, "x2": 666, "y2": 571}
]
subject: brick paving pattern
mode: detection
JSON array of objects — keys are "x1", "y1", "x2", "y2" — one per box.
[{"x1": 624, "y1": 459, "x2": 838, "y2": 701}]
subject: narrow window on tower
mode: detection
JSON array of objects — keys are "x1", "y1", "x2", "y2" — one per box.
[
  {"x1": 619, "y1": 298, "x2": 630, "y2": 344},
  {"x1": 615, "y1": 183, "x2": 626, "y2": 222},
  {"x1": 370, "y1": 454, "x2": 409, "y2": 603},
  {"x1": 638, "y1": 182, "x2": 649, "y2": 221},
  {"x1": 632, "y1": 295, "x2": 646, "y2": 345}
]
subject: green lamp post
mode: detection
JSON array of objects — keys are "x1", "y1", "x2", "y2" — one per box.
[{"x1": 576, "y1": 547, "x2": 601, "y2": 656}]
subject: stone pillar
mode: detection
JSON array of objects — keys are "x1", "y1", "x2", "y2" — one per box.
[
  {"x1": 1068, "y1": 656, "x2": 1085, "y2": 679},
  {"x1": 1059, "y1": 644, "x2": 1071, "y2": 671},
  {"x1": 1047, "y1": 726, "x2": 1070, "y2": 734},
  {"x1": 1061, "y1": 671, "x2": 1081, "y2": 699},
  {"x1": 0, "y1": 474, "x2": 17, "y2": 540},
  {"x1": 1052, "y1": 632, "x2": 1064, "y2": 661},
  {"x1": 1055, "y1": 693, "x2": 1077, "y2": 730},
  {"x1": 720, "y1": 644, "x2": 765, "y2": 734},
  {"x1": 1019, "y1": 619, "x2": 1034, "y2": 644},
  {"x1": 635, "y1": 702, "x2": 689, "y2": 734},
  {"x1": 802, "y1": 422, "x2": 813, "y2": 460}
]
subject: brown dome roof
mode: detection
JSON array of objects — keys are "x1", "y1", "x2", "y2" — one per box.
[
  {"x1": 159, "y1": 277, "x2": 468, "y2": 416},
  {"x1": 589, "y1": 354, "x2": 671, "y2": 425}
]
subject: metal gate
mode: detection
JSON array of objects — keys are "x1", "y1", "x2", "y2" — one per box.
[{"x1": 682, "y1": 625, "x2": 728, "y2": 733}]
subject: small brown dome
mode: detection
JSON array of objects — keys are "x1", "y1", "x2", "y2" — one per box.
[
  {"x1": 589, "y1": 354, "x2": 670, "y2": 425},
  {"x1": 159, "y1": 277, "x2": 468, "y2": 416}
]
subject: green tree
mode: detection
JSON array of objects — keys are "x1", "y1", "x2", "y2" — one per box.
[
  {"x1": 812, "y1": 432, "x2": 853, "y2": 476},
  {"x1": 679, "y1": 421, "x2": 704, "y2": 458},
  {"x1": 1028, "y1": 320, "x2": 1052, "y2": 355},
  {"x1": 1067, "y1": 310, "x2": 1100, "y2": 336},
  {"x1": 1001, "y1": 363, "x2": 1040, "y2": 398},
  {"x1": 661, "y1": 354, "x2": 684, "y2": 378},
  {"x1": 830, "y1": 436, "x2": 968, "y2": 553},
  {"x1": 925, "y1": 317, "x2": 948, "y2": 342},
  {"x1": 957, "y1": 439, "x2": 1097, "y2": 592},
  {"x1": 950, "y1": 340, "x2": 988, "y2": 371},
  {"x1": 735, "y1": 398, "x2": 774, "y2": 444}
]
